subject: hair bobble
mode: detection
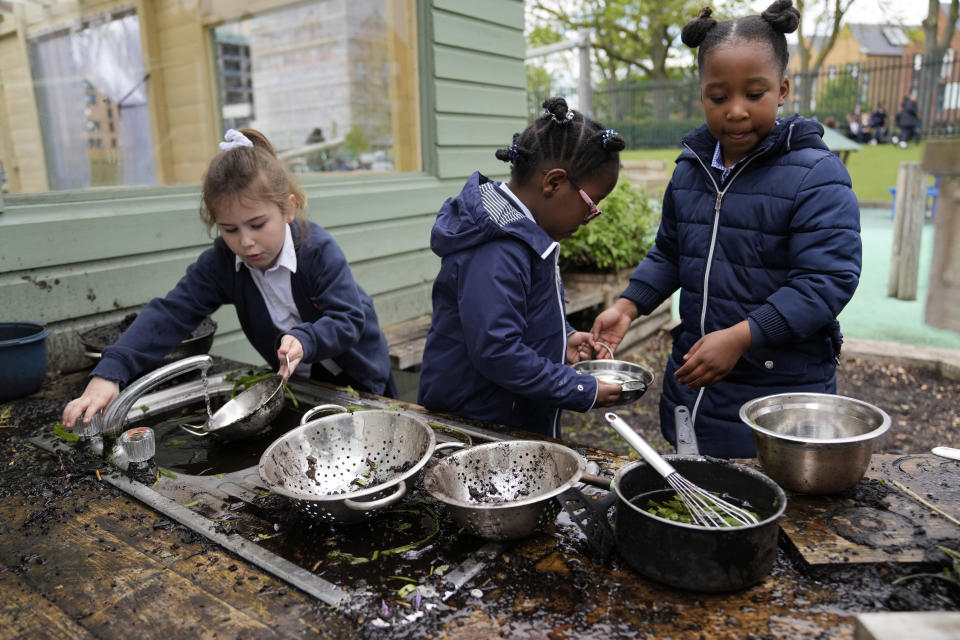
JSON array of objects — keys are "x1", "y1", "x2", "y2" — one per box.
[
  {"x1": 508, "y1": 133, "x2": 520, "y2": 160},
  {"x1": 219, "y1": 128, "x2": 254, "y2": 152},
  {"x1": 601, "y1": 129, "x2": 619, "y2": 149},
  {"x1": 543, "y1": 108, "x2": 576, "y2": 125}
]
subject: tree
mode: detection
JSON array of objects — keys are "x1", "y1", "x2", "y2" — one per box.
[
  {"x1": 527, "y1": 0, "x2": 749, "y2": 121},
  {"x1": 792, "y1": 0, "x2": 858, "y2": 113},
  {"x1": 917, "y1": 0, "x2": 960, "y2": 133}
]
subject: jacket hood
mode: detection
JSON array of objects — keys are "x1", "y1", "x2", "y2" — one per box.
[
  {"x1": 430, "y1": 172, "x2": 557, "y2": 259},
  {"x1": 678, "y1": 114, "x2": 828, "y2": 166}
]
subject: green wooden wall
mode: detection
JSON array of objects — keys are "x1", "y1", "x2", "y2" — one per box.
[{"x1": 0, "y1": 0, "x2": 527, "y2": 373}]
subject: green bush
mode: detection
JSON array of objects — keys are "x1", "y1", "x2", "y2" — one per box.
[{"x1": 560, "y1": 179, "x2": 659, "y2": 272}]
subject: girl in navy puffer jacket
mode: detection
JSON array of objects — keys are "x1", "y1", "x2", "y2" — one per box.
[
  {"x1": 592, "y1": 0, "x2": 861, "y2": 457},
  {"x1": 418, "y1": 98, "x2": 626, "y2": 438}
]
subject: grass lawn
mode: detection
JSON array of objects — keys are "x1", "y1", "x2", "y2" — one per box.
[{"x1": 622, "y1": 140, "x2": 931, "y2": 203}]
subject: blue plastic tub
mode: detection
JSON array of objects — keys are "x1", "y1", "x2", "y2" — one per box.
[{"x1": 0, "y1": 322, "x2": 51, "y2": 401}]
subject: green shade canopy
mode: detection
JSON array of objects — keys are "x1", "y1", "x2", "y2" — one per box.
[{"x1": 821, "y1": 126, "x2": 862, "y2": 152}]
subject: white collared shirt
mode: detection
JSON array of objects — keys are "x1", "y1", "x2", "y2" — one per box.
[{"x1": 236, "y1": 225, "x2": 339, "y2": 376}]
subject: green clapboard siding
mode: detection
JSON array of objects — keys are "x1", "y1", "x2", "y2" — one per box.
[
  {"x1": 0, "y1": 0, "x2": 528, "y2": 373},
  {"x1": 435, "y1": 80, "x2": 527, "y2": 117},
  {"x1": 432, "y1": 0, "x2": 523, "y2": 27},
  {"x1": 432, "y1": 11, "x2": 524, "y2": 58}
]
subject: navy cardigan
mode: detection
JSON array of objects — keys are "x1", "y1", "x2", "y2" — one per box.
[{"x1": 94, "y1": 221, "x2": 396, "y2": 397}]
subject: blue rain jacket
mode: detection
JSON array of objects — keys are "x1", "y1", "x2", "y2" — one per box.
[
  {"x1": 418, "y1": 173, "x2": 598, "y2": 438},
  {"x1": 621, "y1": 116, "x2": 862, "y2": 457}
]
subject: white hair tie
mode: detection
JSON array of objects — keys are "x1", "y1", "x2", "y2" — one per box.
[{"x1": 219, "y1": 128, "x2": 253, "y2": 152}]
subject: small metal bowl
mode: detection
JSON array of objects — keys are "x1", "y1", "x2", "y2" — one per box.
[
  {"x1": 572, "y1": 359, "x2": 655, "y2": 406},
  {"x1": 739, "y1": 392, "x2": 891, "y2": 495},
  {"x1": 182, "y1": 375, "x2": 285, "y2": 442}
]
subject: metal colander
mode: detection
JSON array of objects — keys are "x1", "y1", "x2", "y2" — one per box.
[
  {"x1": 258, "y1": 407, "x2": 436, "y2": 523},
  {"x1": 424, "y1": 441, "x2": 585, "y2": 540}
]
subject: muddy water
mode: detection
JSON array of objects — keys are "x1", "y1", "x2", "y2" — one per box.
[{"x1": 143, "y1": 402, "x2": 304, "y2": 475}]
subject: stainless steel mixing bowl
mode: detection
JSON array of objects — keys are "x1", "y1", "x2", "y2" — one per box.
[
  {"x1": 571, "y1": 359, "x2": 655, "y2": 406},
  {"x1": 739, "y1": 392, "x2": 891, "y2": 495}
]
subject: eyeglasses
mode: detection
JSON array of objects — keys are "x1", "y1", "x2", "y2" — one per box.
[{"x1": 568, "y1": 178, "x2": 602, "y2": 224}]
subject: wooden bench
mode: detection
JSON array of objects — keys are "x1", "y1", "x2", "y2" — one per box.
[{"x1": 383, "y1": 284, "x2": 607, "y2": 371}]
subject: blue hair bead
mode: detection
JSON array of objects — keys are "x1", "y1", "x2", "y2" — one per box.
[
  {"x1": 601, "y1": 129, "x2": 619, "y2": 149},
  {"x1": 508, "y1": 133, "x2": 520, "y2": 160}
]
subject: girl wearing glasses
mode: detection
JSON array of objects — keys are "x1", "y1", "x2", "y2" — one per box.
[{"x1": 417, "y1": 97, "x2": 624, "y2": 438}]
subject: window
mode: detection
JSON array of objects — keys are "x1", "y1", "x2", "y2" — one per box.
[
  {"x1": 1, "y1": 0, "x2": 419, "y2": 194},
  {"x1": 25, "y1": 7, "x2": 154, "y2": 191},
  {"x1": 212, "y1": 1, "x2": 419, "y2": 175}
]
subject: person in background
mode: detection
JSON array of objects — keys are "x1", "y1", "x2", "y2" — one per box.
[
  {"x1": 63, "y1": 128, "x2": 396, "y2": 429},
  {"x1": 868, "y1": 102, "x2": 887, "y2": 144},
  {"x1": 894, "y1": 92, "x2": 920, "y2": 148},
  {"x1": 590, "y1": 0, "x2": 861, "y2": 458},
  {"x1": 418, "y1": 98, "x2": 625, "y2": 439}
]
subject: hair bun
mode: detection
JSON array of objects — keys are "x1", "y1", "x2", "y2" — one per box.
[
  {"x1": 239, "y1": 128, "x2": 277, "y2": 157},
  {"x1": 541, "y1": 97, "x2": 572, "y2": 124},
  {"x1": 761, "y1": 0, "x2": 800, "y2": 34},
  {"x1": 681, "y1": 6, "x2": 717, "y2": 48}
]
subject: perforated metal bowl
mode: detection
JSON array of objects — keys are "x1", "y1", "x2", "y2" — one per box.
[
  {"x1": 424, "y1": 441, "x2": 585, "y2": 540},
  {"x1": 258, "y1": 409, "x2": 436, "y2": 523}
]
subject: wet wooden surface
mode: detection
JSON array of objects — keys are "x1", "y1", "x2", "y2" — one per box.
[
  {"x1": 779, "y1": 455, "x2": 960, "y2": 567},
  {"x1": 1, "y1": 370, "x2": 957, "y2": 638}
]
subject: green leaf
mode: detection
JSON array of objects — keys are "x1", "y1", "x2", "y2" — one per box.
[
  {"x1": 397, "y1": 583, "x2": 418, "y2": 598},
  {"x1": 158, "y1": 468, "x2": 177, "y2": 479},
  {"x1": 183, "y1": 499, "x2": 204, "y2": 508},
  {"x1": 344, "y1": 385, "x2": 360, "y2": 399},
  {"x1": 52, "y1": 424, "x2": 80, "y2": 442}
]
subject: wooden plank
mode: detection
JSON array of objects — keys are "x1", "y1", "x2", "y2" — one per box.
[
  {"x1": 383, "y1": 314, "x2": 432, "y2": 370},
  {"x1": 435, "y1": 80, "x2": 527, "y2": 117},
  {"x1": 436, "y1": 147, "x2": 507, "y2": 180},
  {"x1": 370, "y1": 281, "x2": 433, "y2": 328},
  {"x1": 887, "y1": 162, "x2": 925, "y2": 300},
  {"x1": 0, "y1": 498, "x2": 280, "y2": 639},
  {"x1": 332, "y1": 216, "x2": 436, "y2": 263},
  {"x1": 564, "y1": 285, "x2": 605, "y2": 314},
  {"x1": 0, "y1": 251, "x2": 197, "y2": 323},
  {"x1": 351, "y1": 249, "x2": 439, "y2": 297},
  {"x1": 432, "y1": 10, "x2": 524, "y2": 58},
  {"x1": 0, "y1": 568, "x2": 96, "y2": 640},
  {"x1": 433, "y1": 44, "x2": 525, "y2": 87},
  {"x1": 433, "y1": 0, "x2": 524, "y2": 28},
  {"x1": 436, "y1": 114, "x2": 527, "y2": 147}
]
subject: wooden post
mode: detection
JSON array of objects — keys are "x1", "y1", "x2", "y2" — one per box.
[
  {"x1": 922, "y1": 141, "x2": 960, "y2": 334},
  {"x1": 887, "y1": 162, "x2": 925, "y2": 300}
]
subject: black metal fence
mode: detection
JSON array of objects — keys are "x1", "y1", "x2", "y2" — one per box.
[{"x1": 532, "y1": 54, "x2": 960, "y2": 148}]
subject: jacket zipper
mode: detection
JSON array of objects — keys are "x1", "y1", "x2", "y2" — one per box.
[
  {"x1": 552, "y1": 246, "x2": 565, "y2": 439},
  {"x1": 680, "y1": 143, "x2": 763, "y2": 426}
]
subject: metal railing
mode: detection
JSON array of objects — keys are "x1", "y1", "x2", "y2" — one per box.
[{"x1": 530, "y1": 54, "x2": 960, "y2": 148}]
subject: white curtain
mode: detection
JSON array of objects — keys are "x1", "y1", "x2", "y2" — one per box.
[{"x1": 30, "y1": 10, "x2": 155, "y2": 190}]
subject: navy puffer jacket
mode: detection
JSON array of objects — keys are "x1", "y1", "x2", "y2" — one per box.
[{"x1": 621, "y1": 115, "x2": 862, "y2": 457}]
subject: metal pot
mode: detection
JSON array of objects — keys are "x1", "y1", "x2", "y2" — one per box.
[
  {"x1": 423, "y1": 441, "x2": 586, "y2": 541},
  {"x1": 611, "y1": 456, "x2": 787, "y2": 592},
  {"x1": 258, "y1": 407, "x2": 442, "y2": 523},
  {"x1": 181, "y1": 375, "x2": 285, "y2": 442},
  {"x1": 739, "y1": 392, "x2": 891, "y2": 494},
  {"x1": 565, "y1": 456, "x2": 786, "y2": 592},
  {"x1": 79, "y1": 314, "x2": 217, "y2": 367}
]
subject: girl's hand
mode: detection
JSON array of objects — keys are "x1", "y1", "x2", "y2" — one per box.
[
  {"x1": 675, "y1": 321, "x2": 752, "y2": 388},
  {"x1": 590, "y1": 298, "x2": 638, "y2": 356},
  {"x1": 62, "y1": 376, "x2": 120, "y2": 429},
  {"x1": 566, "y1": 331, "x2": 597, "y2": 363},
  {"x1": 594, "y1": 381, "x2": 623, "y2": 407},
  {"x1": 277, "y1": 334, "x2": 304, "y2": 381}
]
